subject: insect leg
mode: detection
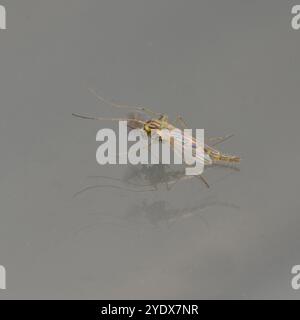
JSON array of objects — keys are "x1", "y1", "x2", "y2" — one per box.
[
  {"x1": 72, "y1": 113, "x2": 146, "y2": 126},
  {"x1": 197, "y1": 174, "x2": 210, "y2": 188},
  {"x1": 175, "y1": 116, "x2": 210, "y2": 188},
  {"x1": 208, "y1": 134, "x2": 235, "y2": 147},
  {"x1": 89, "y1": 88, "x2": 162, "y2": 118},
  {"x1": 175, "y1": 115, "x2": 188, "y2": 129}
]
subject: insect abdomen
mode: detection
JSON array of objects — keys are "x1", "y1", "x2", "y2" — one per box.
[{"x1": 205, "y1": 148, "x2": 240, "y2": 163}]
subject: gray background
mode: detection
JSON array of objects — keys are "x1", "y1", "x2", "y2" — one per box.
[{"x1": 0, "y1": 0, "x2": 300, "y2": 299}]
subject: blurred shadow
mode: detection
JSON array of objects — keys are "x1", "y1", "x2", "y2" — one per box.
[
  {"x1": 33, "y1": 192, "x2": 240, "y2": 263},
  {"x1": 123, "y1": 195, "x2": 240, "y2": 227},
  {"x1": 76, "y1": 194, "x2": 240, "y2": 235}
]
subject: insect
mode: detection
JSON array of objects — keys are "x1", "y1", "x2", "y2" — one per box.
[{"x1": 73, "y1": 89, "x2": 240, "y2": 188}]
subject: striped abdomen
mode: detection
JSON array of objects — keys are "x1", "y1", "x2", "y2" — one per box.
[{"x1": 204, "y1": 146, "x2": 240, "y2": 163}]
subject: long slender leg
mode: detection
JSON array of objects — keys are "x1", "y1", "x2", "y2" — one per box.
[
  {"x1": 208, "y1": 134, "x2": 234, "y2": 147},
  {"x1": 176, "y1": 116, "x2": 234, "y2": 147},
  {"x1": 196, "y1": 174, "x2": 210, "y2": 188},
  {"x1": 89, "y1": 88, "x2": 162, "y2": 118},
  {"x1": 72, "y1": 113, "x2": 146, "y2": 126},
  {"x1": 175, "y1": 116, "x2": 210, "y2": 188},
  {"x1": 175, "y1": 115, "x2": 188, "y2": 130}
]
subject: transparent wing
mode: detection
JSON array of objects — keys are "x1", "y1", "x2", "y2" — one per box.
[{"x1": 161, "y1": 129, "x2": 212, "y2": 166}]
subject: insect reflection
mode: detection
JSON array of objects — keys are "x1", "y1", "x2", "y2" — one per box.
[{"x1": 74, "y1": 162, "x2": 239, "y2": 197}]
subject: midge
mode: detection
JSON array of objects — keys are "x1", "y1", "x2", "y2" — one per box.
[
  {"x1": 93, "y1": 121, "x2": 206, "y2": 177},
  {"x1": 73, "y1": 89, "x2": 240, "y2": 187}
]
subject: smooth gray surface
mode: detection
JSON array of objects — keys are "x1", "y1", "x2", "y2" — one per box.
[{"x1": 0, "y1": 0, "x2": 300, "y2": 299}]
